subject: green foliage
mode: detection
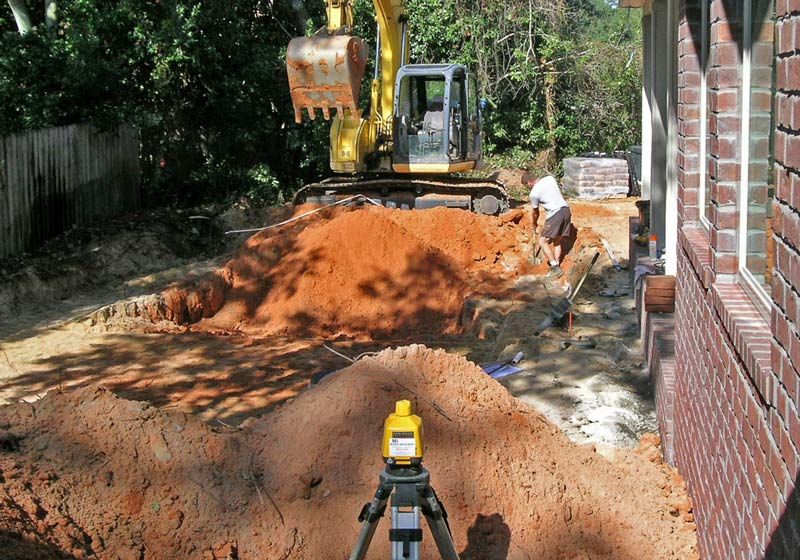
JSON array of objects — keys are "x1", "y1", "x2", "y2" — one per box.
[
  {"x1": 0, "y1": 0, "x2": 641, "y2": 203},
  {"x1": 245, "y1": 163, "x2": 285, "y2": 205},
  {"x1": 0, "y1": 1, "x2": 146, "y2": 131},
  {"x1": 404, "y1": 0, "x2": 643, "y2": 162},
  {"x1": 0, "y1": 0, "x2": 327, "y2": 204},
  {"x1": 482, "y1": 147, "x2": 537, "y2": 175}
]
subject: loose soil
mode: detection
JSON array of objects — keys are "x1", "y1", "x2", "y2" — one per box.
[
  {"x1": 0, "y1": 346, "x2": 696, "y2": 560},
  {"x1": 0, "y1": 196, "x2": 696, "y2": 557},
  {"x1": 140, "y1": 204, "x2": 599, "y2": 339},
  {"x1": 1, "y1": 198, "x2": 650, "y2": 441}
]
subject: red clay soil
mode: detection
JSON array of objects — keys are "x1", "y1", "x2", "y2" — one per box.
[
  {"x1": 0, "y1": 346, "x2": 697, "y2": 560},
  {"x1": 205, "y1": 207, "x2": 473, "y2": 337},
  {"x1": 150, "y1": 205, "x2": 599, "y2": 338},
  {"x1": 568, "y1": 202, "x2": 619, "y2": 220}
]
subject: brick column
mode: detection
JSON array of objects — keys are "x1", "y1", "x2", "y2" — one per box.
[
  {"x1": 677, "y1": 0, "x2": 703, "y2": 227},
  {"x1": 706, "y1": 0, "x2": 744, "y2": 281}
]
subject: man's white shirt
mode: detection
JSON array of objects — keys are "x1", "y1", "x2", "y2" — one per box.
[{"x1": 529, "y1": 175, "x2": 569, "y2": 219}]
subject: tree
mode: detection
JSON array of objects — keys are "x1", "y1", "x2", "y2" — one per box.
[
  {"x1": 45, "y1": 0, "x2": 56, "y2": 27},
  {"x1": 0, "y1": 0, "x2": 641, "y2": 204},
  {"x1": 6, "y1": 0, "x2": 57, "y2": 34},
  {"x1": 405, "y1": 0, "x2": 641, "y2": 160}
]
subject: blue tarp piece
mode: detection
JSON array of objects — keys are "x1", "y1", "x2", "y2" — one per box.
[{"x1": 481, "y1": 363, "x2": 523, "y2": 379}]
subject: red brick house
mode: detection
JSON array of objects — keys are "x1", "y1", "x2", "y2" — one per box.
[{"x1": 621, "y1": 0, "x2": 799, "y2": 557}]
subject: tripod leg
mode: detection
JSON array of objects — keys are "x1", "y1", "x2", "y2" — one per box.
[
  {"x1": 350, "y1": 483, "x2": 393, "y2": 560},
  {"x1": 421, "y1": 486, "x2": 460, "y2": 560}
]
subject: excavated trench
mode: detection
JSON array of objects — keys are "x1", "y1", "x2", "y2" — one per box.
[{"x1": 89, "y1": 204, "x2": 600, "y2": 338}]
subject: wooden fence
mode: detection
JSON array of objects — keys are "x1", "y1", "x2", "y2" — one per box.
[{"x1": 0, "y1": 124, "x2": 140, "y2": 259}]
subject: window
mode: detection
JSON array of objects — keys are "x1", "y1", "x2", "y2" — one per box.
[
  {"x1": 397, "y1": 75, "x2": 447, "y2": 162},
  {"x1": 466, "y1": 74, "x2": 481, "y2": 159},
  {"x1": 739, "y1": 0, "x2": 776, "y2": 301},
  {"x1": 699, "y1": 0, "x2": 712, "y2": 227},
  {"x1": 467, "y1": 75, "x2": 478, "y2": 123}
]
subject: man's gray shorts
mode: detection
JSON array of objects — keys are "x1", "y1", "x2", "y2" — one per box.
[{"x1": 542, "y1": 207, "x2": 572, "y2": 239}]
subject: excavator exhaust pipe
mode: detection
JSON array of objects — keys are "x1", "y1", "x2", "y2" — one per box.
[{"x1": 286, "y1": 35, "x2": 368, "y2": 124}]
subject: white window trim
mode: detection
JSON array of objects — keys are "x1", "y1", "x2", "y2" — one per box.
[
  {"x1": 737, "y1": 0, "x2": 772, "y2": 311},
  {"x1": 699, "y1": 0, "x2": 712, "y2": 229}
]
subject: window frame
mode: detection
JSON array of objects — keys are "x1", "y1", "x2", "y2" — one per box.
[
  {"x1": 737, "y1": 0, "x2": 775, "y2": 312},
  {"x1": 699, "y1": 0, "x2": 712, "y2": 229}
]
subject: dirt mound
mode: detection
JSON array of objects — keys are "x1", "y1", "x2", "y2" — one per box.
[
  {"x1": 386, "y1": 207, "x2": 529, "y2": 270},
  {"x1": 90, "y1": 205, "x2": 608, "y2": 337},
  {"x1": 207, "y1": 208, "x2": 467, "y2": 337},
  {"x1": 0, "y1": 346, "x2": 696, "y2": 559},
  {"x1": 200, "y1": 206, "x2": 535, "y2": 337}
]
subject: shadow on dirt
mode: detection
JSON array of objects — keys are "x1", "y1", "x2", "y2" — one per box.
[
  {"x1": 0, "y1": 356, "x2": 690, "y2": 560},
  {"x1": 0, "y1": 531, "x2": 77, "y2": 560},
  {"x1": 460, "y1": 513, "x2": 511, "y2": 560},
  {"x1": 1, "y1": 331, "x2": 494, "y2": 425}
]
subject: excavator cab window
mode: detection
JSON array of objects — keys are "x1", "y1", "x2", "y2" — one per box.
[
  {"x1": 394, "y1": 64, "x2": 474, "y2": 168},
  {"x1": 466, "y1": 74, "x2": 482, "y2": 160},
  {"x1": 396, "y1": 75, "x2": 447, "y2": 162},
  {"x1": 447, "y1": 76, "x2": 465, "y2": 160}
]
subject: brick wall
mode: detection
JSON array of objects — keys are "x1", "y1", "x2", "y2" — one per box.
[
  {"x1": 707, "y1": 0, "x2": 744, "y2": 280},
  {"x1": 668, "y1": 0, "x2": 800, "y2": 558},
  {"x1": 643, "y1": 308, "x2": 677, "y2": 465},
  {"x1": 677, "y1": 0, "x2": 703, "y2": 227},
  {"x1": 768, "y1": 0, "x2": 800, "y2": 555}
]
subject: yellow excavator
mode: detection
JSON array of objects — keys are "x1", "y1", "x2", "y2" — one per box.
[{"x1": 286, "y1": 0, "x2": 509, "y2": 215}]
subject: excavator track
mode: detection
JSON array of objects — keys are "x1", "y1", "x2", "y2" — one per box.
[{"x1": 293, "y1": 175, "x2": 511, "y2": 215}]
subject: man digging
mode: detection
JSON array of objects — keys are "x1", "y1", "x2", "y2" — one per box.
[{"x1": 522, "y1": 172, "x2": 573, "y2": 279}]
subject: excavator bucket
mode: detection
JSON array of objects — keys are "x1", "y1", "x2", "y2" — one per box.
[{"x1": 286, "y1": 35, "x2": 368, "y2": 124}]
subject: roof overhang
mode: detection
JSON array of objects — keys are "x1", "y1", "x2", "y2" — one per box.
[{"x1": 619, "y1": 0, "x2": 652, "y2": 14}]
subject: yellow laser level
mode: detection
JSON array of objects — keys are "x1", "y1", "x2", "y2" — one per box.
[
  {"x1": 382, "y1": 400, "x2": 424, "y2": 467},
  {"x1": 351, "y1": 401, "x2": 460, "y2": 559}
]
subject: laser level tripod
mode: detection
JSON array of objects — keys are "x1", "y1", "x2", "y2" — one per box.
[{"x1": 349, "y1": 401, "x2": 460, "y2": 560}]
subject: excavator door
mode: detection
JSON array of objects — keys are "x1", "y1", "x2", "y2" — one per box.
[
  {"x1": 466, "y1": 73, "x2": 482, "y2": 161},
  {"x1": 286, "y1": 35, "x2": 368, "y2": 124}
]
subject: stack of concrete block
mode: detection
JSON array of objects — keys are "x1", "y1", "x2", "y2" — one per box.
[{"x1": 561, "y1": 157, "x2": 630, "y2": 200}]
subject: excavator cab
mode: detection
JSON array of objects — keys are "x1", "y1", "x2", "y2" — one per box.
[{"x1": 393, "y1": 64, "x2": 482, "y2": 173}]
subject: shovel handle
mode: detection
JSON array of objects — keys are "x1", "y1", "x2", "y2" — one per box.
[
  {"x1": 569, "y1": 251, "x2": 601, "y2": 302},
  {"x1": 532, "y1": 230, "x2": 542, "y2": 264}
]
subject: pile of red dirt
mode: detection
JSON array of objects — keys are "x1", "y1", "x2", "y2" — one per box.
[
  {"x1": 146, "y1": 205, "x2": 599, "y2": 338},
  {"x1": 205, "y1": 207, "x2": 480, "y2": 337},
  {"x1": 0, "y1": 346, "x2": 697, "y2": 559}
]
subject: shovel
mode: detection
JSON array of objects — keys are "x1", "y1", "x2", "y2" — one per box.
[{"x1": 531, "y1": 230, "x2": 542, "y2": 265}]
